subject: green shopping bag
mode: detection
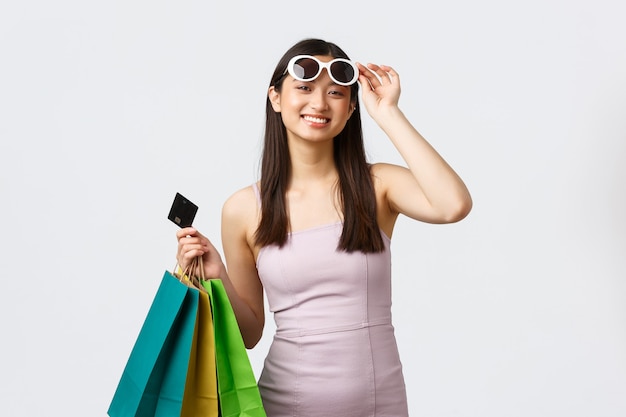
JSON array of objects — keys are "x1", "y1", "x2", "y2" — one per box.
[
  {"x1": 108, "y1": 271, "x2": 199, "y2": 417},
  {"x1": 202, "y1": 279, "x2": 267, "y2": 417}
]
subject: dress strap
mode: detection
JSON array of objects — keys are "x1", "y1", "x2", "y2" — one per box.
[{"x1": 251, "y1": 182, "x2": 262, "y2": 208}]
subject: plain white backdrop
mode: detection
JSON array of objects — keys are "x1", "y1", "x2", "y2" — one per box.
[{"x1": 1, "y1": 1, "x2": 625, "y2": 416}]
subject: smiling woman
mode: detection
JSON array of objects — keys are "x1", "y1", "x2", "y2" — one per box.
[
  {"x1": 175, "y1": 37, "x2": 472, "y2": 416},
  {"x1": 268, "y1": 57, "x2": 356, "y2": 149},
  {"x1": 2, "y1": 1, "x2": 624, "y2": 416}
]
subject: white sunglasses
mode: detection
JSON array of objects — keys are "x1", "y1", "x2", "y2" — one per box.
[{"x1": 285, "y1": 55, "x2": 359, "y2": 86}]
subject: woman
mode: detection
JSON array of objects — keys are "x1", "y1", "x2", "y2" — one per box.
[{"x1": 177, "y1": 38, "x2": 472, "y2": 416}]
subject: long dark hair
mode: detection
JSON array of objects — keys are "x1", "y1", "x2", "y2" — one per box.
[{"x1": 254, "y1": 38, "x2": 384, "y2": 253}]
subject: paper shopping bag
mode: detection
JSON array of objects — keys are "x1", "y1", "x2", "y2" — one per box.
[
  {"x1": 108, "y1": 271, "x2": 199, "y2": 417},
  {"x1": 180, "y1": 289, "x2": 219, "y2": 417},
  {"x1": 202, "y1": 279, "x2": 267, "y2": 417}
]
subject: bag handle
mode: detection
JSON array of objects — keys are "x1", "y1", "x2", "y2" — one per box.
[{"x1": 174, "y1": 256, "x2": 207, "y2": 292}]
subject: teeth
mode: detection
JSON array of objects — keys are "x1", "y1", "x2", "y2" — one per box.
[{"x1": 303, "y1": 115, "x2": 329, "y2": 124}]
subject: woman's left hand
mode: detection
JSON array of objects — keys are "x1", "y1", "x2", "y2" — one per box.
[{"x1": 357, "y1": 62, "x2": 401, "y2": 118}]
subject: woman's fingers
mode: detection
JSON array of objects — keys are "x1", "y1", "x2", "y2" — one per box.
[
  {"x1": 357, "y1": 62, "x2": 378, "y2": 89},
  {"x1": 176, "y1": 226, "x2": 198, "y2": 239},
  {"x1": 174, "y1": 227, "x2": 224, "y2": 278},
  {"x1": 357, "y1": 62, "x2": 396, "y2": 87},
  {"x1": 377, "y1": 65, "x2": 398, "y2": 85},
  {"x1": 176, "y1": 228, "x2": 205, "y2": 265}
]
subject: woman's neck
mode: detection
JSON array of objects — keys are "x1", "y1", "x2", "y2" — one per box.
[{"x1": 287, "y1": 138, "x2": 337, "y2": 185}]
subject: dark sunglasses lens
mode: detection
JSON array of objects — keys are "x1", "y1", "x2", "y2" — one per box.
[
  {"x1": 293, "y1": 57, "x2": 320, "y2": 80},
  {"x1": 330, "y1": 61, "x2": 355, "y2": 84}
]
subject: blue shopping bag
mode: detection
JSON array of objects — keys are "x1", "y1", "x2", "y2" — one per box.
[{"x1": 108, "y1": 271, "x2": 199, "y2": 417}]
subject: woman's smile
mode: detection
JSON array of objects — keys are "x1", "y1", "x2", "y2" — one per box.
[{"x1": 302, "y1": 115, "x2": 330, "y2": 125}]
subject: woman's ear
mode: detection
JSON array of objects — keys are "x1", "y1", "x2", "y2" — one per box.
[
  {"x1": 268, "y1": 86, "x2": 281, "y2": 112},
  {"x1": 349, "y1": 101, "x2": 357, "y2": 117}
]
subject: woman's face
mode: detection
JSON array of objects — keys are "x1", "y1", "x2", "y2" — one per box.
[{"x1": 269, "y1": 55, "x2": 355, "y2": 145}]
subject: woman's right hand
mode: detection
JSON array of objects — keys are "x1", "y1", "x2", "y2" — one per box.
[
  {"x1": 177, "y1": 223, "x2": 264, "y2": 348},
  {"x1": 176, "y1": 227, "x2": 226, "y2": 280}
]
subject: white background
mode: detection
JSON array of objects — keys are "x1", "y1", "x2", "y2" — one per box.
[{"x1": 1, "y1": 1, "x2": 625, "y2": 416}]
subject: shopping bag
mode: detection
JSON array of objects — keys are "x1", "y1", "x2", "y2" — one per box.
[
  {"x1": 108, "y1": 271, "x2": 199, "y2": 417},
  {"x1": 180, "y1": 289, "x2": 219, "y2": 417},
  {"x1": 202, "y1": 279, "x2": 267, "y2": 417}
]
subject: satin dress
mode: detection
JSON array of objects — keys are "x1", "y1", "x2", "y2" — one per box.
[{"x1": 253, "y1": 185, "x2": 409, "y2": 417}]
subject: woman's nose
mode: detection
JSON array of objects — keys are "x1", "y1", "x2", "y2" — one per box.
[{"x1": 309, "y1": 89, "x2": 329, "y2": 111}]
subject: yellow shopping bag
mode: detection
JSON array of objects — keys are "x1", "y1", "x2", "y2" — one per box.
[{"x1": 181, "y1": 289, "x2": 218, "y2": 416}]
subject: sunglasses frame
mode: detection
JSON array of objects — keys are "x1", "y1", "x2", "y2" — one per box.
[{"x1": 285, "y1": 55, "x2": 359, "y2": 86}]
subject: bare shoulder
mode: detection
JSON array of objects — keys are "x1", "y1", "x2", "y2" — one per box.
[
  {"x1": 222, "y1": 183, "x2": 260, "y2": 242},
  {"x1": 370, "y1": 161, "x2": 407, "y2": 179},
  {"x1": 370, "y1": 162, "x2": 408, "y2": 196},
  {"x1": 223, "y1": 184, "x2": 258, "y2": 217}
]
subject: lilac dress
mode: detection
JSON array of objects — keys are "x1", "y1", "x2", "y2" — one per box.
[{"x1": 253, "y1": 184, "x2": 409, "y2": 417}]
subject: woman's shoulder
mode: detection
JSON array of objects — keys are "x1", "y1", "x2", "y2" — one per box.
[
  {"x1": 369, "y1": 162, "x2": 405, "y2": 190},
  {"x1": 370, "y1": 161, "x2": 404, "y2": 176},
  {"x1": 223, "y1": 183, "x2": 259, "y2": 217},
  {"x1": 370, "y1": 162, "x2": 415, "y2": 192},
  {"x1": 222, "y1": 183, "x2": 260, "y2": 234}
]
